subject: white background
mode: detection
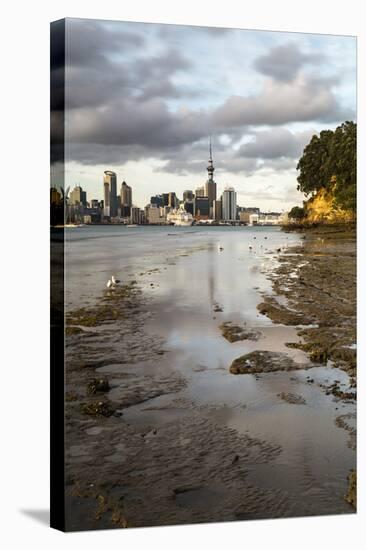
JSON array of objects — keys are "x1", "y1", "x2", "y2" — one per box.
[{"x1": 0, "y1": 0, "x2": 364, "y2": 548}]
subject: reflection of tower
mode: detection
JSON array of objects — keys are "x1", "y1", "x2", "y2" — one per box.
[{"x1": 204, "y1": 137, "x2": 217, "y2": 210}]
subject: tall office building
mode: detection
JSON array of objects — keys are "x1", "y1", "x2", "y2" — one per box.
[
  {"x1": 121, "y1": 181, "x2": 132, "y2": 207},
  {"x1": 194, "y1": 196, "x2": 210, "y2": 219},
  {"x1": 183, "y1": 190, "x2": 194, "y2": 201},
  {"x1": 195, "y1": 186, "x2": 205, "y2": 197},
  {"x1": 213, "y1": 199, "x2": 222, "y2": 221},
  {"x1": 222, "y1": 187, "x2": 237, "y2": 221},
  {"x1": 168, "y1": 192, "x2": 178, "y2": 208},
  {"x1": 162, "y1": 193, "x2": 170, "y2": 207},
  {"x1": 204, "y1": 137, "x2": 217, "y2": 208},
  {"x1": 69, "y1": 185, "x2": 87, "y2": 206},
  {"x1": 103, "y1": 171, "x2": 117, "y2": 217},
  {"x1": 150, "y1": 194, "x2": 163, "y2": 207}
]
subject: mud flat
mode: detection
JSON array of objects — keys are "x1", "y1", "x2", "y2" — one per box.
[
  {"x1": 257, "y1": 226, "x2": 356, "y2": 383},
  {"x1": 64, "y1": 225, "x2": 356, "y2": 530},
  {"x1": 254, "y1": 225, "x2": 357, "y2": 509}
]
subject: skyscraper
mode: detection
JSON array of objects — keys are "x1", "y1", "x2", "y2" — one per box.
[
  {"x1": 168, "y1": 192, "x2": 178, "y2": 208},
  {"x1": 103, "y1": 171, "x2": 117, "y2": 217},
  {"x1": 121, "y1": 181, "x2": 132, "y2": 207},
  {"x1": 195, "y1": 186, "x2": 205, "y2": 197},
  {"x1": 204, "y1": 137, "x2": 217, "y2": 208},
  {"x1": 222, "y1": 187, "x2": 237, "y2": 221},
  {"x1": 183, "y1": 190, "x2": 194, "y2": 201},
  {"x1": 69, "y1": 185, "x2": 87, "y2": 206},
  {"x1": 103, "y1": 179, "x2": 110, "y2": 217}
]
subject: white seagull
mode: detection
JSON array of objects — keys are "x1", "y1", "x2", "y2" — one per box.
[
  {"x1": 111, "y1": 275, "x2": 120, "y2": 285},
  {"x1": 106, "y1": 279, "x2": 113, "y2": 288}
]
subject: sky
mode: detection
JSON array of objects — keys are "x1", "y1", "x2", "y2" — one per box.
[{"x1": 54, "y1": 18, "x2": 357, "y2": 211}]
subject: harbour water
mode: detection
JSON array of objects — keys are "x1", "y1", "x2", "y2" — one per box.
[{"x1": 65, "y1": 225, "x2": 355, "y2": 525}]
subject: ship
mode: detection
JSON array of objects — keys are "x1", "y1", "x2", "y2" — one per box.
[{"x1": 166, "y1": 206, "x2": 194, "y2": 226}]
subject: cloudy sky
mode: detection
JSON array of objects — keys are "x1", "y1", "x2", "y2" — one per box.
[{"x1": 58, "y1": 18, "x2": 356, "y2": 210}]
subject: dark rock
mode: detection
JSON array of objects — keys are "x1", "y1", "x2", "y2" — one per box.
[{"x1": 87, "y1": 377, "x2": 110, "y2": 395}]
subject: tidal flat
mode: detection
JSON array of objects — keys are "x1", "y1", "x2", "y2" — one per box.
[{"x1": 64, "y1": 225, "x2": 356, "y2": 530}]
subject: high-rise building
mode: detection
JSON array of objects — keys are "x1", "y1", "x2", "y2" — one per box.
[
  {"x1": 147, "y1": 204, "x2": 162, "y2": 224},
  {"x1": 222, "y1": 187, "x2": 237, "y2": 221},
  {"x1": 194, "y1": 196, "x2": 210, "y2": 219},
  {"x1": 213, "y1": 199, "x2": 222, "y2": 221},
  {"x1": 130, "y1": 206, "x2": 140, "y2": 224},
  {"x1": 103, "y1": 171, "x2": 117, "y2": 217},
  {"x1": 204, "y1": 137, "x2": 217, "y2": 208},
  {"x1": 183, "y1": 200, "x2": 194, "y2": 215},
  {"x1": 183, "y1": 190, "x2": 194, "y2": 201},
  {"x1": 121, "y1": 181, "x2": 132, "y2": 207},
  {"x1": 168, "y1": 192, "x2": 178, "y2": 208},
  {"x1": 150, "y1": 194, "x2": 163, "y2": 207},
  {"x1": 162, "y1": 193, "x2": 170, "y2": 207},
  {"x1": 69, "y1": 185, "x2": 87, "y2": 206},
  {"x1": 195, "y1": 186, "x2": 205, "y2": 197}
]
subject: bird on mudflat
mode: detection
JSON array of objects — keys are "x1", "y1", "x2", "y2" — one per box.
[
  {"x1": 106, "y1": 279, "x2": 113, "y2": 288},
  {"x1": 111, "y1": 275, "x2": 120, "y2": 285}
]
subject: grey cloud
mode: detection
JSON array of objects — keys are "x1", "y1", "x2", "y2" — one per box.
[
  {"x1": 254, "y1": 42, "x2": 324, "y2": 82},
  {"x1": 213, "y1": 75, "x2": 352, "y2": 127},
  {"x1": 66, "y1": 18, "x2": 144, "y2": 69},
  {"x1": 55, "y1": 21, "x2": 354, "y2": 180},
  {"x1": 237, "y1": 128, "x2": 315, "y2": 159}
]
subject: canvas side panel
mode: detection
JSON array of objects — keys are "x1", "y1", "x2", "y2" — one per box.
[{"x1": 50, "y1": 18, "x2": 66, "y2": 532}]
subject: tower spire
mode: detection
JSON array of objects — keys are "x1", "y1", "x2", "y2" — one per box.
[{"x1": 207, "y1": 136, "x2": 215, "y2": 181}]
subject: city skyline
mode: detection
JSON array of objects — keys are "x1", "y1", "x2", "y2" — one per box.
[{"x1": 58, "y1": 18, "x2": 356, "y2": 211}]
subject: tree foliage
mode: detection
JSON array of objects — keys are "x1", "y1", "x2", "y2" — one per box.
[
  {"x1": 288, "y1": 206, "x2": 305, "y2": 220},
  {"x1": 296, "y1": 121, "x2": 356, "y2": 211}
]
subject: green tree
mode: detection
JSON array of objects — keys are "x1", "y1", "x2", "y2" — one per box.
[
  {"x1": 288, "y1": 206, "x2": 305, "y2": 220},
  {"x1": 296, "y1": 121, "x2": 356, "y2": 211},
  {"x1": 296, "y1": 130, "x2": 334, "y2": 196}
]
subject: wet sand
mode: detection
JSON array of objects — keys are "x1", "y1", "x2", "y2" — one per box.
[{"x1": 64, "y1": 225, "x2": 356, "y2": 530}]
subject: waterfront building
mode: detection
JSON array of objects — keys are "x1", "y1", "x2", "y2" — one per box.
[
  {"x1": 239, "y1": 211, "x2": 250, "y2": 223},
  {"x1": 249, "y1": 213, "x2": 259, "y2": 225},
  {"x1": 213, "y1": 199, "x2": 222, "y2": 221},
  {"x1": 103, "y1": 177, "x2": 110, "y2": 217},
  {"x1": 195, "y1": 186, "x2": 205, "y2": 197},
  {"x1": 183, "y1": 200, "x2": 194, "y2": 216},
  {"x1": 204, "y1": 138, "x2": 217, "y2": 208},
  {"x1": 130, "y1": 206, "x2": 142, "y2": 224},
  {"x1": 222, "y1": 186, "x2": 237, "y2": 221},
  {"x1": 183, "y1": 190, "x2": 194, "y2": 201},
  {"x1": 168, "y1": 192, "x2": 178, "y2": 208},
  {"x1": 104, "y1": 171, "x2": 117, "y2": 217},
  {"x1": 162, "y1": 193, "x2": 170, "y2": 207},
  {"x1": 50, "y1": 187, "x2": 62, "y2": 204},
  {"x1": 162, "y1": 205, "x2": 171, "y2": 220},
  {"x1": 121, "y1": 180, "x2": 132, "y2": 207},
  {"x1": 69, "y1": 185, "x2": 87, "y2": 206},
  {"x1": 194, "y1": 196, "x2": 210, "y2": 219},
  {"x1": 151, "y1": 194, "x2": 163, "y2": 207},
  {"x1": 147, "y1": 204, "x2": 163, "y2": 224}
]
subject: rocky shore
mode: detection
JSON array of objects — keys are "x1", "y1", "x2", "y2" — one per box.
[{"x1": 256, "y1": 225, "x2": 357, "y2": 506}]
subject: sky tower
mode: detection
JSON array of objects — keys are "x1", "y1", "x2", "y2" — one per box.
[{"x1": 204, "y1": 136, "x2": 217, "y2": 209}]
